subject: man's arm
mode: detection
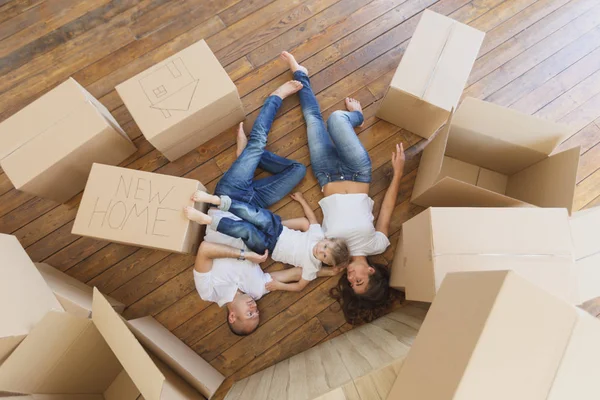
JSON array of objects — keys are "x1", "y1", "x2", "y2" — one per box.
[
  {"x1": 375, "y1": 143, "x2": 405, "y2": 237},
  {"x1": 194, "y1": 241, "x2": 267, "y2": 273},
  {"x1": 290, "y1": 192, "x2": 319, "y2": 225},
  {"x1": 266, "y1": 278, "x2": 310, "y2": 292}
]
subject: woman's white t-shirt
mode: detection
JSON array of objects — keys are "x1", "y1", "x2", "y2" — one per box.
[{"x1": 318, "y1": 193, "x2": 390, "y2": 256}]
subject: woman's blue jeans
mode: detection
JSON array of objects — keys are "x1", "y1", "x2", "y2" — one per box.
[{"x1": 293, "y1": 71, "x2": 372, "y2": 188}]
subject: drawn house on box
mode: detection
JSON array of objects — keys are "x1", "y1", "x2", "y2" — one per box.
[{"x1": 139, "y1": 58, "x2": 199, "y2": 118}]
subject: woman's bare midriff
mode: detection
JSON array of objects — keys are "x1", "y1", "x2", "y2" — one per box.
[{"x1": 323, "y1": 180, "x2": 369, "y2": 197}]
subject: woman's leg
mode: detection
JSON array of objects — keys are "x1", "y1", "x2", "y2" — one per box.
[
  {"x1": 325, "y1": 98, "x2": 372, "y2": 183},
  {"x1": 252, "y1": 151, "x2": 306, "y2": 208}
]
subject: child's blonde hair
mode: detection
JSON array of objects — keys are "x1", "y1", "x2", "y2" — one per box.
[{"x1": 328, "y1": 238, "x2": 351, "y2": 266}]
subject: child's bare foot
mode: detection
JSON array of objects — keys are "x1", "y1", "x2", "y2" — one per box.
[
  {"x1": 345, "y1": 97, "x2": 364, "y2": 128},
  {"x1": 265, "y1": 279, "x2": 285, "y2": 292},
  {"x1": 271, "y1": 80, "x2": 303, "y2": 100},
  {"x1": 280, "y1": 51, "x2": 308, "y2": 75},
  {"x1": 191, "y1": 190, "x2": 220, "y2": 205},
  {"x1": 183, "y1": 206, "x2": 212, "y2": 225},
  {"x1": 235, "y1": 122, "x2": 247, "y2": 158}
]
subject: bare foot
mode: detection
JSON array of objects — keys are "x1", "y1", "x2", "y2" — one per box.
[
  {"x1": 345, "y1": 97, "x2": 364, "y2": 128},
  {"x1": 191, "y1": 190, "x2": 220, "y2": 205},
  {"x1": 235, "y1": 122, "x2": 247, "y2": 158},
  {"x1": 280, "y1": 51, "x2": 308, "y2": 75},
  {"x1": 183, "y1": 206, "x2": 212, "y2": 225},
  {"x1": 271, "y1": 80, "x2": 303, "y2": 100}
]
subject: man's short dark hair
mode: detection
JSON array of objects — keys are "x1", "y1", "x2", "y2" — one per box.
[{"x1": 226, "y1": 312, "x2": 252, "y2": 336}]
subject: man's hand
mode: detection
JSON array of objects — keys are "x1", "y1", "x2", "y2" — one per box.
[
  {"x1": 391, "y1": 143, "x2": 405, "y2": 177},
  {"x1": 265, "y1": 279, "x2": 284, "y2": 292},
  {"x1": 290, "y1": 192, "x2": 306, "y2": 203},
  {"x1": 246, "y1": 249, "x2": 269, "y2": 264}
]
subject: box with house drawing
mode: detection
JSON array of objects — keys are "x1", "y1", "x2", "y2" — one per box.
[
  {"x1": 72, "y1": 163, "x2": 207, "y2": 254},
  {"x1": 376, "y1": 9, "x2": 485, "y2": 139},
  {"x1": 116, "y1": 39, "x2": 245, "y2": 162}
]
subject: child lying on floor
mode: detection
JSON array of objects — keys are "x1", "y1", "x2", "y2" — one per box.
[{"x1": 185, "y1": 191, "x2": 350, "y2": 292}]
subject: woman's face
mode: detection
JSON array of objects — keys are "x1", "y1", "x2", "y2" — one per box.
[{"x1": 346, "y1": 261, "x2": 374, "y2": 294}]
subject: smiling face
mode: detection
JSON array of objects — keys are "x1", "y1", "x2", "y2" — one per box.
[
  {"x1": 313, "y1": 239, "x2": 335, "y2": 265},
  {"x1": 228, "y1": 293, "x2": 260, "y2": 335},
  {"x1": 346, "y1": 260, "x2": 375, "y2": 294}
]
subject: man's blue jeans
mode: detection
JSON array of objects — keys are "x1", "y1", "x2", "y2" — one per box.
[
  {"x1": 212, "y1": 197, "x2": 283, "y2": 254},
  {"x1": 293, "y1": 71, "x2": 372, "y2": 188},
  {"x1": 214, "y1": 95, "x2": 306, "y2": 208}
]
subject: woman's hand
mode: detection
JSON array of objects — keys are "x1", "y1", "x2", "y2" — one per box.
[
  {"x1": 245, "y1": 249, "x2": 269, "y2": 264},
  {"x1": 391, "y1": 143, "x2": 405, "y2": 177}
]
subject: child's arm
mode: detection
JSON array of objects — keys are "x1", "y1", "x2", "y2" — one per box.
[
  {"x1": 282, "y1": 217, "x2": 310, "y2": 232},
  {"x1": 266, "y1": 278, "x2": 310, "y2": 292},
  {"x1": 290, "y1": 192, "x2": 319, "y2": 225},
  {"x1": 318, "y1": 266, "x2": 345, "y2": 277}
]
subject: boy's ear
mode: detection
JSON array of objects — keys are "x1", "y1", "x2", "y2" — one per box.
[{"x1": 228, "y1": 311, "x2": 236, "y2": 324}]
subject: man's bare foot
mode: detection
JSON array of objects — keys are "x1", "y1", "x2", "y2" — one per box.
[
  {"x1": 183, "y1": 206, "x2": 212, "y2": 225},
  {"x1": 191, "y1": 190, "x2": 220, "y2": 205},
  {"x1": 280, "y1": 51, "x2": 308, "y2": 75},
  {"x1": 265, "y1": 279, "x2": 286, "y2": 292},
  {"x1": 235, "y1": 122, "x2": 247, "y2": 158},
  {"x1": 345, "y1": 97, "x2": 364, "y2": 128},
  {"x1": 271, "y1": 80, "x2": 303, "y2": 100}
]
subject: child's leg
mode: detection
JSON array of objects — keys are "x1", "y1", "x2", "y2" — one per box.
[
  {"x1": 220, "y1": 198, "x2": 282, "y2": 234},
  {"x1": 212, "y1": 218, "x2": 271, "y2": 254}
]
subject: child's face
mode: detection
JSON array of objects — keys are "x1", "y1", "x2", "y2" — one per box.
[{"x1": 313, "y1": 239, "x2": 334, "y2": 265}]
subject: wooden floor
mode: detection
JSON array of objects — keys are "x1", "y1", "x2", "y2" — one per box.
[{"x1": 2, "y1": 0, "x2": 600, "y2": 398}]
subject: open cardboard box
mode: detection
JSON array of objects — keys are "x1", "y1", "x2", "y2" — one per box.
[
  {"x1": 34, "y1": 263, "x2": 124, "y2": 318},
  {"x1": 0, "y1": 78, "x2": 137, "y2": 203},
  {"x1": 387, "y1": 270, "x2": 600, "y2": 400},
  {"x1": 411, "y1": 97, "x2": 580, "y2": 213},
  {"x1": 72, "y1": 163, "x2": 207, "y2": 254},
  {"x1": 116, "y1": 40, "x2": 245, "y2": 162},
  {"x1": 569, "y1": 206, "x2": 600, "y2": 304},
  {"x1": 376, "y1": 10, "x2": 484, "y2": 139},
  {"x1": 0, "y1": 234, "x2": 64, "y2": 364},
  {"x1": 0, "y1": 289, "x2": 218, "y2": 399}
]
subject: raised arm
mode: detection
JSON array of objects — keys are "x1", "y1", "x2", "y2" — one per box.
[
  {"x1": 375, "y1": 143, "x2": 405, "y2": 237},
  {"x1": 194, "y1": 241, "x2": 268, "y2": 273},
  {"x1": 290, "y1": 192, "x2": 319, "y2": 225}
]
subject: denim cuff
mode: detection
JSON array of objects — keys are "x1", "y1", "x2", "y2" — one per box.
[
  {"x1": 218, "y1": 195, "x2": 232, "y2": 212},
  {"x1": 293, "y1": 70, "x2": 309, "y2": 79},
  {"x1": 210, "y1": 215, "x2": 222, "y2": 232},
  {"x1": 265, "y1": 94, "x2": 283, "y2": 107},
  {"x1": 351, "y1": 110, "x2": 364, "y2": 127}
]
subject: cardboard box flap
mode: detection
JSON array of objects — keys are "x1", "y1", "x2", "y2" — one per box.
[
  {"x1": 127, "y1": 316, "x2": 225, "y2": 398},
  {"x1": 569, "y1": 206, "x2": 600, "y2": 260},
  {"x1": 403, "y1": 209, "x2": 436, "y2": 302},
  {"x1": 0, "y1": 311, "x2": 122, "y2": 395},
  {"x1": 573, "y1": 256, "x2": 600, "y2": 305},
  {"x1": 0, "y1": 336, "x2": 25, "y2": 365},
  {"x1": 92, "y1": 288, "x2": 165, "y2": 400},
  {"x1": 103, "y1": 370, "x2": 141, "y2": 400},
  {"x1": 0, "y1": 234, "x2": 63, "y2": 338},
  {"x1": 506, "y1": 146, "x2": 580, "y2": 214},
  {"x1": 412, "y1": 177, "x2": 532, "y2": 208},
  {"x1": 447, "y1": 98, "x2": 572, "y2": 175},
  {"x1": 411, "y1": 112, "x2": 452, "y2": 200},
  {"x1": 547, "y1": 310, "x2": 600, "y2": 399},
  {"x1": 429, "y1": 208, "x2": 573, "y2": 256},
  {"x1": 34, "y1": 262, "x2": 125, "y2": 317}
]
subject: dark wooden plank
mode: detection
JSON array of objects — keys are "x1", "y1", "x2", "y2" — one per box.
[
  {"x1": 219, "y1": 0, "x2": 276, "y2": 26},
  {"x1": 0, "y1": 0, "x2": 45, "y2": 30}
]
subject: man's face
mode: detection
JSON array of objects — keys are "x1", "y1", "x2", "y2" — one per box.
[{"x1": 229, "y1": 293, "x2": 260, "y2": 334}]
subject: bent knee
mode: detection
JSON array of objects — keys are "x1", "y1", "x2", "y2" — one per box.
[{"x1": 326, "y1": 110, "x2": 349, "y2": 129}]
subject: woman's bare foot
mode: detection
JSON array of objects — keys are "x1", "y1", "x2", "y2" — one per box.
[
  {"x1": 191, "y1": 190, "x2": 220, "y2": 205},
  {"x1": 280, "y1": 51, "x2": 308, "y2": 75},
  {"x1": 235, "y1": 122, "x2": 247, "y2": 158},
  {"x1": 345, "y1": 97, "x2": 364, "y2": 128},
  {"x1": 183, "y1": 206, "x2": 212, "y2": 225},
  {"x1": 271, "y1": 80, "x2": 303, "y2": 100}
]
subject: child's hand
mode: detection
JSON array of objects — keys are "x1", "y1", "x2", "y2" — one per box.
[
  {"x1": 331, "y1": 265, "x2": 346, "y2": 275},
  {"x1": 265, "y1": 280, "x2": 284, "y2": 292},
  {"x1": 290, "y1": 192, "x2": 305, "y2": 202},
  {"x1": 246, "y1": 250, "x2": 269, "y2": 264}
]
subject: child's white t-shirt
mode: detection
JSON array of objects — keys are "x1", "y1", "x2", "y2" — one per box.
[{"x1": 272, "y1": 224, "x2": 324, "y2": 281}]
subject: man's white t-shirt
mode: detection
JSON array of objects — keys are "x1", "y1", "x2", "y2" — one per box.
[
  {"x1": 193, "y1": 209, "x2": 271, "y2": 307},
  {"x1": 319, "y1": 193, "x2": 390, "y2": 256},
  {"x1": 272, "y1": 224, "x2": 324, "y2": 281}
]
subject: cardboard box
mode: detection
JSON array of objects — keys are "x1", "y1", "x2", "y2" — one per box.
[
  {"x1": 569, "y1": 206, "x2": 600, "y2": 304},
  {"x1": 72, "y1": 163, "x2": 207, "y2": 254},
  {"x1": 0, "y1": 289, "x2": 205, "y2": 399},
  {"x1": 34, "y1": 263, "x2": 125, "y2": 318},
  {"x1": 392, "y1": 208, "x2": 576, "y2": 303},
  {"x1": 411, "y1": 97, "x2": 579, "y2": 212},
  {"x1": 376, "y1": 10, "x2": 484, "y2": 139},
  {"x1": 387, "y1": 270, "x2": 600, "y2": 400},
  {"x1": 0, "y1": 234, "x2": 64, "y2": 364},
  {"x1": 127, "y1": 316, "x2": 225, "y2": 399},
  {"x1": 116, "y1": 40, "x2": 245, "y2": 161},
  {"x1": 0, "y1": 78, "x2": 137, "y2": 203}
]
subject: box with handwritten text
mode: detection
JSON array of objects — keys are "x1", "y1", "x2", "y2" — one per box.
[{"x1": 72, "y1": 164, "x2": 207, "y2": 254}]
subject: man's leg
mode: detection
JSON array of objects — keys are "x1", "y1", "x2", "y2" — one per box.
[
  {"x1": 215, "y1": 81, "x2": 302, "y2": 202},
  {"x1": 281, "y1": 51, "x2": 341, "y2": 188},
  {"x1": 251, "y1": 151, "x2": 306, "y2": 208}
]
